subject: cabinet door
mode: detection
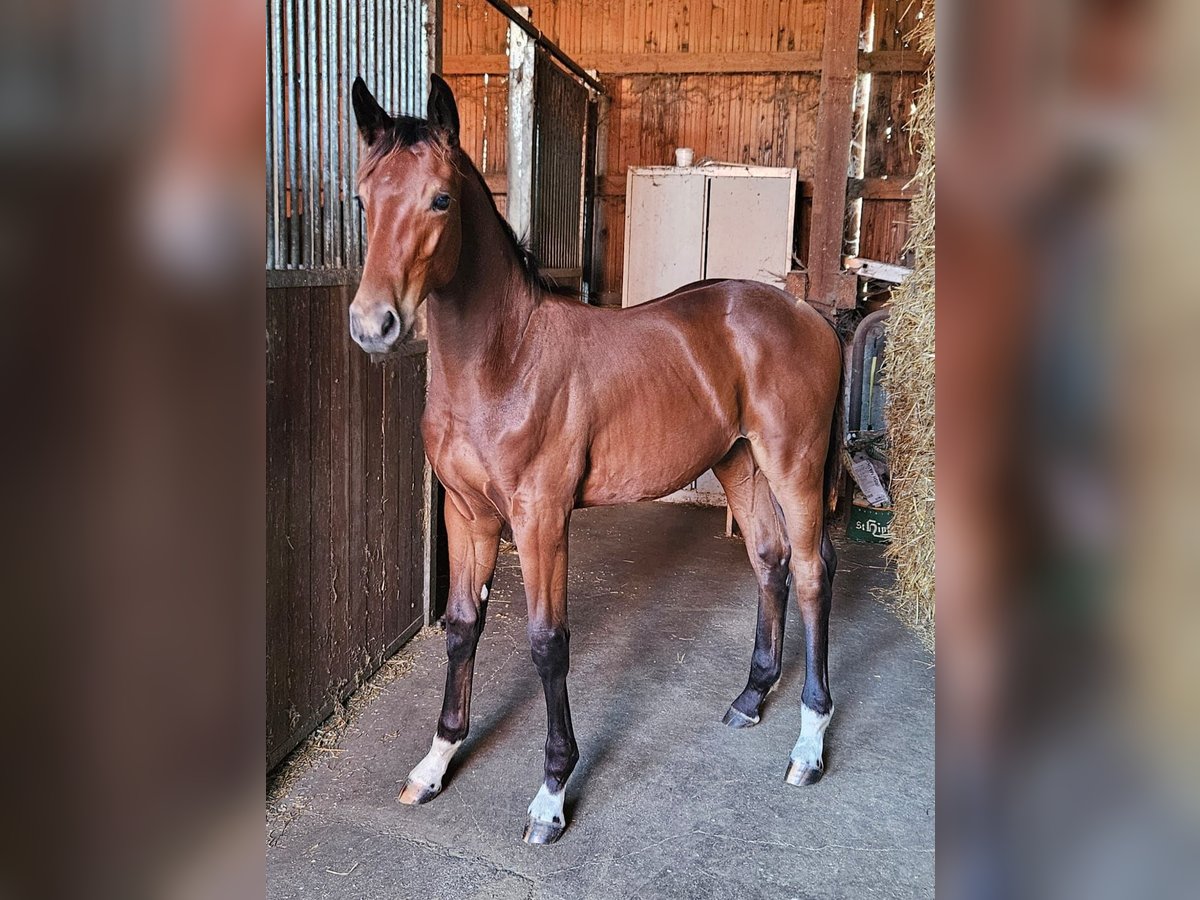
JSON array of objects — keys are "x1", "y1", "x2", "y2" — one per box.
[
  {"x1": 622, "y1": 171, "x2": 707, "y2": 306},
  {"x1": 703, "y1": 175, "x2": 794, "y2": 286}
]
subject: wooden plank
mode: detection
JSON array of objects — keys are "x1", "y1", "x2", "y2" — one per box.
[
  {"x1": 346, "y1": 304, "x2": 368, "y2": 682},
  {"x1": 856, "y1": 175, "x2": 918, "y2": 200},
  {"x1": 283, "y1": 285, "x2": 314, "y2": 748},
  {"x1": 265, "y1": 287, "x2": 290, "y2": 762},
  {"x1": 483, "y1": 172, "x2": 508, "y2": 195},
  {"x1": 482, "y1": 74, "x2": 509, "y2": 174},
  {"x1": 865, "y1": 70, "x2": 923, "y2": 177},
  {"x1": 444, "y1": 50, "x2": 823, "y2": 75},
  {"x1": 845, "y1": 255, "x2": 912, "y2": 284},
  {"x1": 795, "y1": 176, "x2": 917, "y2": 201},
  {"x1": 442, "y1": 53, "x2": 509, "y2": 75},
  {"x1": 308, "y1": 284, "x2": 335, "y2": 711},
  {"x1": 402, "y1": 352, "x2": 426, "y2": 631},
  {"x1": 806, "y1": 0, "x2": 864, "y2": 309},
  {"x1": 872, "y1": 0, "x2": 923, "y2": 52},
  {"x1": 363, "y1": 350, "x2": 385, "y2": 665},
  {"x1": 441, "y1": 49, "x2": 923, "y2": 80},
  {"x1": 858, "y1": 198, "x2": 912, "y2": 265},
  {"x1": 328, "y1": 284, "x2": 352, "y2": 694},
  {"x1": 858, "y1": 50, "x2": 932, "y2": 74}
]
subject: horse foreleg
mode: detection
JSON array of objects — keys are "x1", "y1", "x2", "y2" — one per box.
[
  {"x1": 399, "y1": 500, "x2": 501, "y2": 805},
  {"x1": 512, "y1": 506, "x2": 578, "y2": 845}
]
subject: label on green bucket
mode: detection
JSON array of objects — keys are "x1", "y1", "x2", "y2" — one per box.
[{"x1": 848, "y1": 505, "x2": 893, "y2": 543}]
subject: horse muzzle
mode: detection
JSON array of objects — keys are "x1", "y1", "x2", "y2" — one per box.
[{"x1": 349, "y1": 302, "x2": 413, "y2": 354}]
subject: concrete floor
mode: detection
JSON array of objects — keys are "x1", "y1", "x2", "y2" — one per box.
[{"x1": 267, "y1": 503, "x2": 934, "y2": 899}]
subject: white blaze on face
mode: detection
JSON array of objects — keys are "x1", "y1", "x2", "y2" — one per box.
[
  {"x1": 407, "y1": 736, "x2": 462, "y2": 791},
  {"x1": 527, "y1": 783, "x2": 566, "y2": 826},
  {"x1": 790, "y1": 703, "x2": 833, "y2": 769}
]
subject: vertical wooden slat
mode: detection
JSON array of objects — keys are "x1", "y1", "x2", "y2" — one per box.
[
  {"x1": 265, "y1": 288, "x2": 291, "y2": 754},
  {"x1": 284, "y1": 286, "x2": 314, "y2": 741},
  {"x1": 308, "y1": 285, "x2": 334, "y2": 702},
  {"x1": 344, "y1": 299, "x2": 368, "y2": 685},
  {"x1": 328, "y1": 285, "x2": 352, "y2": 692}
]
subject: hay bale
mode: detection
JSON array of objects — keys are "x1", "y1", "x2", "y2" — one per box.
[{"x1": 883, "y1": 6, "x2": 936, "y2": 649}]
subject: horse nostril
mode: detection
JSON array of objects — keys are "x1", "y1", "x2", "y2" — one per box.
[{"x1": 380, "y1": 308, "x2": 397, "y2": 337}]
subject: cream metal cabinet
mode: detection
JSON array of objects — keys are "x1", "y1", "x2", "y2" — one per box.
[
  {"x1": 621, "y1": 165, "x2": 797, "y2": 308},
  {"x1": 620, "y1": 165, "x2": 798, "y2": 508}
]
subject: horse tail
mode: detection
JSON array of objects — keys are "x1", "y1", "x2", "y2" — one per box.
[{"x1": 822, "y1": 328, "x2": 846, "y2": 521}]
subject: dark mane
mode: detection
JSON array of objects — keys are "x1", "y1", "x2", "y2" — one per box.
[
  {"x1": 457, "y1": 153, "x2": 577, "y2": 298},
  {"x1": 366, "y1": 115, "x2": 576, "y2": 298}
]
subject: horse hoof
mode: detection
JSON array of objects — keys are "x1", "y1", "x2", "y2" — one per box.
[
  {"x1": 522, "y1": 816, "x2": 566, "y2": 845},
  {"x1": 722, "y1": 706, "x2": 760, "y2": 728},
  {"x1": 784, "y1": 759, "x2": 825, "y2": 786},
  {"x1": 398, "y1": 778, "x2": 441, "y2": 805}
]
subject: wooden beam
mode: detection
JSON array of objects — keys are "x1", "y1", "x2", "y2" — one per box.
[
  {"x1": 444, "y1": 51, "x2": 822, "y2": 76},
  {"x1": 857, "y1": 50, "x2": 932, "y2": 74},
  {"x1": 482, "y1": 172, "x2": 507, "y2": 195},
  {"x1": 845, "y1": 256, "x2": 912, "y2": 284},
  {"x1": 578, "y1": 50, "x2": 823, "y2": 75},
  {"x1": 442, "y1": 54, "x2": 509, "y2": 76},
  {"x1": 506, "y1": 8, "x2": 535, "y2": 238},
  {"x1": 806, "y1": 0, "x2": 864, "y2": 310},
  {"x1": 852, "y1": 177, "x2": 919, "y2": 201},
  {"x1": 442, "y1": 50, "x2": 926, "y2": 78}
]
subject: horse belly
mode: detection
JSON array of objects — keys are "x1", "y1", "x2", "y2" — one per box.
[{"x1": 577, "y1": 418, "x2": 734, "y2": 507}]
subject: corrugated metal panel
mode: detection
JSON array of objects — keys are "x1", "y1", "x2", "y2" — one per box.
[{"x1": 266, "y1": 0, "x2": 430, "y2": 273}]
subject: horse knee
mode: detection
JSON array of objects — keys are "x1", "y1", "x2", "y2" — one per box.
[
  {"x1": 528, "y1": 625, "x2": 570, "y2": 681},
  {"x1": 445, "y1": 606, "x2": 482, "y2": 666}
]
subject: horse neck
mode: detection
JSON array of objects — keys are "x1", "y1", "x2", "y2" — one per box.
[{"x1": 426, "y1": 160, "x2": 541, "y2": 376}]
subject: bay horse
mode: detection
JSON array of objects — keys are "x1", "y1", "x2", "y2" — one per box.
[{"x1": 349, "y1": 74, "x2": 844, "y2": 845}]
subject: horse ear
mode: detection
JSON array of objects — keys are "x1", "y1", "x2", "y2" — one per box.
[
  {"x1": 352, "y1": 76, "x2": 392, "y2": 145},
  {"x1": 426, "y1": 74, "x2": 460, "y2": 146}
]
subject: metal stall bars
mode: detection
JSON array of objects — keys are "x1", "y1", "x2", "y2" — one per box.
[
  {"x1": 496, "y1": 2, "x2": 604, "y2": 299},
  {"x1": 266, "y1": 0, "x2": 433, "y2": 278}
]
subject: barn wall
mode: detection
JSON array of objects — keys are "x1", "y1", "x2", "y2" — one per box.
[
  {"x1": 858, "y1": 0, "x2": 925, "y2": 273},
  {"x1": 266, "y1": 283, "x2": 428, "y2": 770},
  {"x1": 443, "y1": 0, "x2": 926, "y2": 304}
]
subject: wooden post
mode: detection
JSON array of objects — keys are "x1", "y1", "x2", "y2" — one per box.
[
  {"x1": 422, "y1": 0, "x2": 443, "y2": 626},
  {"x1": 506, "y1": 6, "x2": 535, "y2": 239},
  {"x1": 807, "y1": 0, "x2": 864, "y2": 310},
  {"x1": 426, "y1": 0, "x2": 443, "y2": 85}
]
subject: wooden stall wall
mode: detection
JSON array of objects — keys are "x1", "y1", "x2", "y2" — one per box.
[
  {"x1": 266, "y1": 283, "x2": 428, "y2": 770},
  {"x1": 442, "y1": 0, "x2": 927, "y2": 305},
  {"x1": 858, "y1": 0, "x2": 926, "y2": 270}
]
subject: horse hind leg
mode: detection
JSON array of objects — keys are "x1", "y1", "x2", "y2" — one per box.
[
  {"x1": 785, "y1": 520, "x2": 836, "y2": 786},
  {"x1": 712, "y1": 440, "x2": 792, "y2": 728},
  {"x1": 747, "y1": 438, "x2": 837, "y2": 786}
]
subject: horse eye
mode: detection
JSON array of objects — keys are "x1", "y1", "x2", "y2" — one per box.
[{"x1": 432, "y1": 193, "x2": 451, "y2": 212}]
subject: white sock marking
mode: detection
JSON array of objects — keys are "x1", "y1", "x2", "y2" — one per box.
[
  {"x1": 527, "y1": 783, "x2": 566, "y2": 826},
  {"x1": 407, "y1": 736, "x2": 461, "y2": 791},
  {"x1": 790, "y1": 703, "x2": 833, "y2": 769}
]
